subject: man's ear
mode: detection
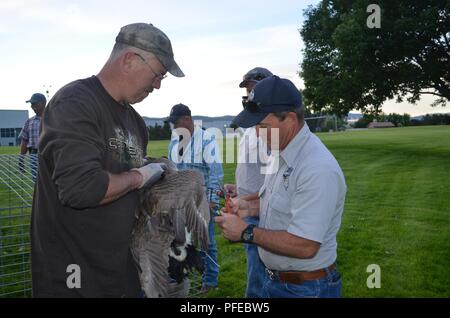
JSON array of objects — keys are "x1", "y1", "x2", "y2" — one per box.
[
  {"x1": 287, "y1": 111, "x2": 298, "y2": 123},
  {"x1": 120, "y1": 51, "x2": 136, "y2": 74}
]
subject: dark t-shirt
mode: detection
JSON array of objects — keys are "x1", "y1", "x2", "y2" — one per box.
[{"x1": 31, "y1": 76, "x2": 148, "y2": 297}]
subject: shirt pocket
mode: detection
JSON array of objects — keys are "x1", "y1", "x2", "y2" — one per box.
[
  {"x1": 269, "y1": 192, "x2": 291, "y2": 215},
  {"x1": 266, "y1": 192, "x2": 291, "y2": 231}
]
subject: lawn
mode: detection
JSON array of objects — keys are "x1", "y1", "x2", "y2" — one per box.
[
  {"x1": 1, "y1": 125, "x2": 449, "y2": 297},
  {"x1": 147, "y1": 126, "x2": 450, "y2": 297}
]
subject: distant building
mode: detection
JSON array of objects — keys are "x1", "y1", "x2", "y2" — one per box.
[
  {"x1": 0, "y1": 110, "x2": 29, "y2": 146},
  {"x1": 346, "y1": 112, "x2": 363, "y2": 124},
  {"x1": 368, "y1": 121, "x2": 395, "y2": 128}
]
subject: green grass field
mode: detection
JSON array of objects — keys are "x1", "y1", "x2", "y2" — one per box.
[
  {"x1": 1, "y1": 125, "x2": 449, "y2": 297},
  {"x1": 152, "y1": 125, "x2": 450, "y2": 297}
]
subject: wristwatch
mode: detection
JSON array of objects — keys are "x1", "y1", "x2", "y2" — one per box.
[{"x1": 241, "y1": 224, "x2": 256, "y2": 243}]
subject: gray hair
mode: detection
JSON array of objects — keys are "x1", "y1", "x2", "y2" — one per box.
[
  {"x1": 109, "y1": 42, "x2": 132, "y2": 60},
  {"x1": 273, "y1": 107, "x2": 305, "y2": 123}
]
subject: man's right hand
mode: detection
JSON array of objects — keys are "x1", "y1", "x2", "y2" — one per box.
[{"x1": 132, "y1": 163, "x2": 167, "y2": 189}]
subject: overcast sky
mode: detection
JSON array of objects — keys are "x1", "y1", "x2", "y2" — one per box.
[{"x1": 1, "y1": 0, "x2": 448, "y2": 118}]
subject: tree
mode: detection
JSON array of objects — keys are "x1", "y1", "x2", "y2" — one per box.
[
  {"x1": 148, "y1": 122, "x2": 171, "y2": 140},
  {"x1": 300, "y1": 0, "x2": 450, "y2": 115}
]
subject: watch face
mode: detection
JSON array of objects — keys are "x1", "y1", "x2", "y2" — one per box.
[{"x1": 242, "y1": 225, "x2": 254, "y2": 242}]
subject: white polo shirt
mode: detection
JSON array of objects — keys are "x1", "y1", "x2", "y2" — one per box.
[
  {"x1": 235, "y1": 127, "x2": 266, "y2": 196},
  {"x1": 258, "y1": 123, "x2": 347, "y2": 271}
]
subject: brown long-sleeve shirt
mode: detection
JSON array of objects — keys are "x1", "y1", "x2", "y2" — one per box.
[{"x1": 31, "y1": 76, "x2": 148, "y2": 297}]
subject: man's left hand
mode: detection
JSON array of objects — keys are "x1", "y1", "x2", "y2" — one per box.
[
  {"x1": 209, "y1": 202, "x2": 217, "y2": 210},
  {"x1": 214, "y1": 213, "x2": 248, "y2": 242}
]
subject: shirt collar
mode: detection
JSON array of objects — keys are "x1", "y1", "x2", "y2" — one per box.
[{"x1": 280, "y1": 122, "x2": 311, "y2": 168}]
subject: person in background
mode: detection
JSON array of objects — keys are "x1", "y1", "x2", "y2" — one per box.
[
  {"x1": 167, "y1": 103, "x2": 224, "y2": 294},
  {"x1": 224, "y1": 67, "x2": 273, "y2": 298},
  {"x1": 19, "y1": 93, "x2": 46, "y2": 182}
]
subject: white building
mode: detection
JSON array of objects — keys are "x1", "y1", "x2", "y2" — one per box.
[{"x1": 0, "y1": 110, "x2": 29, "y2": 146}]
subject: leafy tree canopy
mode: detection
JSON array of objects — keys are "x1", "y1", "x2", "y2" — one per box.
[{"x1": 300, "y1": 0, "x2": 450, "y2": 115}]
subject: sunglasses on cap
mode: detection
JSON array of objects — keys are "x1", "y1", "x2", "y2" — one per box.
[
  {"x1": 241, "y1": 96, "x2": 297, "y2": 113},
  {"x1": 245, "y1": 73, "x2": 267, "y2": 82},
  {"x1": 241, "y1": 97, "x2": 260, "y2": 112}
]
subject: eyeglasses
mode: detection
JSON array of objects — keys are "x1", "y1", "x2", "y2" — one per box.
[{"x1": 134, "y1": 53, "x2": 167, "y2": 82}]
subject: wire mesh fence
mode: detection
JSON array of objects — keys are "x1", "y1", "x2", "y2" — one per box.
[
  {"x1": 0, "y1": 154, "x2": 207, "y2": 298},
  {"x1": 0, "y1": 154, "x2": 37, "y2": 298}
]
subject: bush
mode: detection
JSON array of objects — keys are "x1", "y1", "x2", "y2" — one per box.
[{"x1": 148, "y1": 122, "x2": 171, "y2": 140}]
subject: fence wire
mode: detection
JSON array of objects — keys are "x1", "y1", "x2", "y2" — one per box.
[
  {"x1": 0, "y1": 154, "x2": 206, "y2": 298},
  {"x1": 0, "y1": 154, "x2": 37, "y2": 298}
]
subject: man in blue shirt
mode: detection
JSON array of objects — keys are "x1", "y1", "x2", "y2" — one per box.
[{"x1": 167, "y1": 103, "x2": 224, "y2": 293}]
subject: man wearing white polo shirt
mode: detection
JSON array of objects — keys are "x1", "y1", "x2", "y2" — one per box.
[
  {"x1": 216, "y1": 75, "x2": 346, "y2": 298},
  {"x1": 225, "y1": 67, "x2": 272, "y2": 298}
]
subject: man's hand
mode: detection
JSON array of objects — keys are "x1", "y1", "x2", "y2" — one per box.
[
  {"x1": 131, "y1": 163, "x2": 167, "y2": 189},
  {"x1": 216, "y1": 184, "x2": 237, "y2": 198},
  {"x1": 224, "y1": 184, "x2": 237, "y2": 198},
  {"x1": 222, "y1": 197, "x2": 256, "y2": 218},
  {"x1": 215, "y1": 213, "x2": 248, "y2": 242},
  {"x1": 209, "y1": 202, "x2": 217, "y2": 210}
]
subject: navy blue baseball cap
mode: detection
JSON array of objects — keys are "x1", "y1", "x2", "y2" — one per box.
[
  {"x1": 26, "y1": 93, "x2": 46, "y2": 105},
  {"x1": 239, "y1": 67, "x2": 273, "y2": 88},
  {"x1": 167, "y1": 103, "x2": 191, "y2": 123},
  {"x1": 232, "y1": 75, "x2": 302, "y2": 128}
]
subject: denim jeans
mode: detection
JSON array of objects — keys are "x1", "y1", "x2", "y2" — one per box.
[
  {"x1": 200, "y1": 211, "x2": 219, "y2": 287},
  {"x1": 261, "y1": 266, "x2": 342, "y2": 298},
  {"x1": 243, "y1": 216, "x2": 266, "y2": 298},
  {"x1": 29, "y1": 154, "x2": 38, "y2": 183}
]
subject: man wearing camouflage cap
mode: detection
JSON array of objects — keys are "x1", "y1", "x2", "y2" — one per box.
[{"x1": 31, "y1": 23, "x2": 183, "y2": 297}]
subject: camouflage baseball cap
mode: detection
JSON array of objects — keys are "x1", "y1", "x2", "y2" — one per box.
[
  {"x1": 116, "y1": 23, "x2": 184, "y2": 77},
  {"x1": 239, "y1": 67, "x2": 273, "y2": 88}
]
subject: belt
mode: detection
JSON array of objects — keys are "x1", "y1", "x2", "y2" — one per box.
[{"x1": 266, "y1": 264, "x2": 336, "y2": 285}]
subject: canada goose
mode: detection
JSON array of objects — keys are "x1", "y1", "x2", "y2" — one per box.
[{"x1": 131, "y1": 157, "x2": 210, "y2": 298}]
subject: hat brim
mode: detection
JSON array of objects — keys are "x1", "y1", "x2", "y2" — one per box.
[
  {"x1": 167, "y1": 115, "x2": 182, "y2": 123},
  {"x1": 231, "y1": 109, "x2": 268, "y2": 129},
  {"x1": 239, "y1": 79, "x2": 257, "y2": 88},
  {"x1": 155, "y1": 54, "x2": 184, "y2": 77}
]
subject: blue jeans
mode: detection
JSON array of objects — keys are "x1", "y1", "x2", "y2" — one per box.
[
  {"x1": 261, "y1": 266, "x2": 342, "y2": 298},
  {"x1": 200, "y1": 212, "x2": 219, "y2": 287},
  {"x1": 244, "y1": 216, "x2": 266, "y2": 298},
  {"x1": 29, "y1": 154, "x2": 38, "y2": 183}
]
